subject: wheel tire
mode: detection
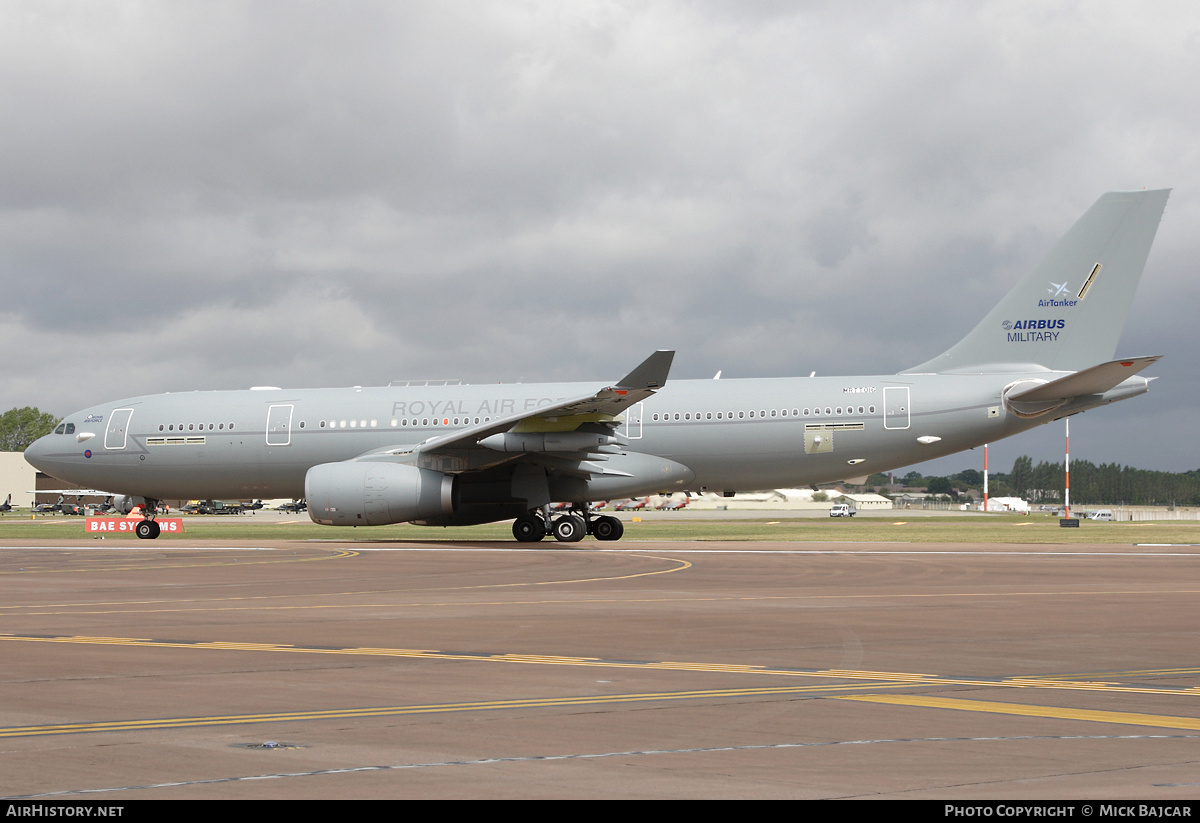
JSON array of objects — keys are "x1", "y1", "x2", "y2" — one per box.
[
  {"x1": 553, "y1": 515, "x2": 586, "y2": 543},
  {"x1": 512, "y1": 515, "x2": 546, "y2": 542},
  {"x1": 592, "y1": 515, "x2": 624, "y2": 541},
  {"x1": 135, "y1": 520, "x2": 159, "y2": 540}
]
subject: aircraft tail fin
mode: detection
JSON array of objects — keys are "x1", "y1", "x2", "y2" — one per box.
[{"x1": 903, "y1": 190, "x2": 1169, "y2": 374}]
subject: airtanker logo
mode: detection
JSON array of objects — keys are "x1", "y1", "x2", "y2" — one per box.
[
  {"x1": 1003, "y1": 318, "x2": 1065, "y2": 342},
  {"x1": 1040, "y1": 281, "x2": 1078, "y2": 308}
]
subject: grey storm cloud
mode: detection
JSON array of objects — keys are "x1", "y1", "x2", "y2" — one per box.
[{"x1": 2, "y1": 1, "x2": 1198, "y2": 473}]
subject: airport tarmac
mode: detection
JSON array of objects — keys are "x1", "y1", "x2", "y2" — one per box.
[{"x1": 2, "y1": 536, "x2": 1199, "y2": 799}]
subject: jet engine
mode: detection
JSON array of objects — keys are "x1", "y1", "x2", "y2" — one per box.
[
  {"x1": 305, "y1": 461, "x2": 454, "y2": 527},
  {"x1": 112, "y1": 495, "x2": 147, "y2": 515}
]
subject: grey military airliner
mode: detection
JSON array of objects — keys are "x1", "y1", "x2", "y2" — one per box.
[{"x1": 25, "y1": 190, "x2": 1169, "y2": 542}]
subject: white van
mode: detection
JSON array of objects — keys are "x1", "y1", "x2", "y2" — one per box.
[
  {"x1": 1087, "y1": 510, "x2": 1114, "y2": 521},
  {"x1": 829, "y1": 503, "x2": 855, "y2": 517}
]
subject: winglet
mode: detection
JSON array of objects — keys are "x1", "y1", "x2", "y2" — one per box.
[
  {"x1": 408, "y1": 351, "x2": 675, "y2": 458},
  {"x1": 617, "y1": 350, "x2": 675, "y2": 390}
]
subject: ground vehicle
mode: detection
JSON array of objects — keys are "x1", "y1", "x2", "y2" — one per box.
[{"x1": 830, "y1": 503, "x2": 855, "y2": 517}]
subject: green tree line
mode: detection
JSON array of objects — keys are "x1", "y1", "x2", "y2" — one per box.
[
  {"x1": 992, "y1": 457, "x2": 1200, "y2": 506},
  {"x1": 869, "y1": 458, "x2": 1200, "y2": 507},
  {"x1": 0, "y1": 407, "x2": 57, "y2": 452}
]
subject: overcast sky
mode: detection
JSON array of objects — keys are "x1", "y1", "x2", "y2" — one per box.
[{"x1": 2, "y1": 1, "x2": 1197, "y2": 476}]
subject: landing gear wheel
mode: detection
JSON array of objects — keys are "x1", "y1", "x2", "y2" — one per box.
[
  {"x1": 592, "y1": 515, "x2": 624, "y2": 541},
  {"x1": 553, "y1": 515, "x2": 586, "y2": 543},
  {"x1": 512, "y1": 515, "x2": 546, "y2": 542},
  {"x1": 135, "y1": 520, "x2": 160, "y2": 540}
]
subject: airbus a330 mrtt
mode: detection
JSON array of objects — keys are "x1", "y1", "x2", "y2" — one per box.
[{"x1": 25, "y1": 190, "x2": 1169, "y2": 542}]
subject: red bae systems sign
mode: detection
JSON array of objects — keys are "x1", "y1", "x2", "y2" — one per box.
[{"x1": 85, "y1": 518, "x2": 184, "y2": 534}]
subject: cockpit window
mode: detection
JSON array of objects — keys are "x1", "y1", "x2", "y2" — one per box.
[
  {"x1": 65, "y1": 423, "x2": 75, "y2": 434},
  {"x1": 54, "y1": 424, "x2": 65, "y2": 435}
]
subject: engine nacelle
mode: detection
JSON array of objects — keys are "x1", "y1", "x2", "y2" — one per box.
[
  {"x1": 305, "y1": 461, "x2": 454, "y2": 527},
  {"x1": 112, "y1": 495, "x2": 146, "y2": 515}
]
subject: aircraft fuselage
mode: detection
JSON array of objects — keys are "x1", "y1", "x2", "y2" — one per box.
[
  {"x1": 22, "y1": 189, "x2": 1169, "y2": 540},
  {"x1": 25, "y1": 369, "x2": 1145, "y2": 507}
]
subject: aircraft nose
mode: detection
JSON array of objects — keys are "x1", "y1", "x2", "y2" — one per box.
[{"x1": 23, "y1": 434, "x2": 53, "y2": 473}]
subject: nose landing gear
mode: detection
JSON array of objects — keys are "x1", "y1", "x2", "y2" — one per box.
[{"x1": 135, "y1": 500, "x2": 163, "y2": 539}]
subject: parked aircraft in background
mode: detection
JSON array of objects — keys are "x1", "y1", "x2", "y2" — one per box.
[
  {"x1": 180, "y1": 500, "x2": 249, "y2": 515},
  {"x1": 32, "y1": 495, "x2": 64, "y2": 514},
  {"x1": 0, "y1": 494, "x2": 12, "y2": 513},
  {"x1": 655, "y1": 493, "x2": 690, "y2": 511},
  {"x1": 614, "y1": 498, "x2": 649, "y2": 512},
  {"x1": 24, "y1": 489, "x2": 114, "y2": 514},
  {"x1": 25, "y1": 191, "x2": 1169, "y2": 542}
]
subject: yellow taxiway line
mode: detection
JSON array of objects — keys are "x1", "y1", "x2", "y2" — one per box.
[{"x1": 838, "y1": 694, "x2": 1200, "y2": 731}]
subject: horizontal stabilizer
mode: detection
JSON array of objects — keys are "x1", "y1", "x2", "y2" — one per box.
[{"x1": 1008, "y1": 356, "x2": 1161, "y2": 403}]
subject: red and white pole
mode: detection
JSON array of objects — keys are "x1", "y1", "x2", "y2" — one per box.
[
  {"x1": 1064, "y1": 418, "x2": 1071, "y2": 519},
  {"x1": 983, "y1": 443, "x2": 989, "y2": 512}
]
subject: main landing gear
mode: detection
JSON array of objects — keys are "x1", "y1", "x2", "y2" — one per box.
[{"x1": 512, "y1": 505, "x2": 625, "y2": 544}]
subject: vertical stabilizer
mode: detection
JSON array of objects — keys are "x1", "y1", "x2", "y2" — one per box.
[{"x1": 903, "y1": 190, "x2": 1169, "y2": 374}]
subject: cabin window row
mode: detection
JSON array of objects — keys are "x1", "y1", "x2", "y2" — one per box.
[
  {"x1": 158, "y1": 423, "x2": 235, "y2": 431},
  {"x1": 650, "y1": 405, "x2": 876, "y2": 422},
  {"x1": 145, "y1": 405, "x2": 879, "y2": 434},
  {"x1": 318, "y1": 417, "x2": 496, "y2": 429}
]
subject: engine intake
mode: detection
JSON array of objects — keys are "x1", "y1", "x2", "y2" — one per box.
[{"x1": 112, "y1": 495, "x2": 146, "y2": 515}]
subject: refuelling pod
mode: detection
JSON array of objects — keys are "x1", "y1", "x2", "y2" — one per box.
[
  {"x1": 479, "y1": 431, "x2": 619, "y2": 452},
  {"x1": 306, "y1": 461, "x2": 454, "y2": 526},
  {"x1": 548, "y1": 452, "x2": 695, "y2": 502}
]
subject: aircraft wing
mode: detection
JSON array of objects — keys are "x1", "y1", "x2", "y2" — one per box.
[
  {"x1": 27, "y1": 488, "x2": 115, "y2": 497},
  {"x1": 357, "y1": 350, "x2": 674, "y2": 464},
  {"x1": 1007, "y1": 355, "x2": 1161, "y2": 403}
]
